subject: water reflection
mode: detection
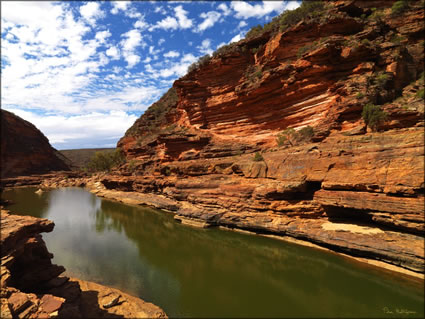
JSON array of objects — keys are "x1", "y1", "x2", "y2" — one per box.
[{"x1": 2, "y1": 187, "x2": 424, "y2": 318}]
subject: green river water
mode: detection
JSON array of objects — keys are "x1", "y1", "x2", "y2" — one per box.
[{"x1": 2, "y1": 187, "x2": 424, "y2": 318}]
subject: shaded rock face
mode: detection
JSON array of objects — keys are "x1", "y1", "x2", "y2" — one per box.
[
  {"x1": 0, "y1": 110, "x2": 70, "y2": 178},
  {"x1": 0, "y1": 210, "x2": 167, "y2": 318},
  {"x1": 114, "y1": 2, "x2": 423, "y2": 273}
]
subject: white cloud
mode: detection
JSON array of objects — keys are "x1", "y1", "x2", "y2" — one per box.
[
  {"x1": 164, "y1": 51, "x2": 180, "y2": 58},
  {"x1": 6, "y1": 108, "x2": 139, "y2": 149},
  {"x1": 174, "y1": 5, "x2": 192, "y2": 29},
  {"x1": 105, "y1": 46, "x2": 120, "y2": 60},
  {"x1": 218, "y1": 3, "x2": 231, "y2": 16},
  {"x1": 154, "y1": 6, "x2": 167, "y2": 15},
  {"x1": 120, "y1": 29, "x2": 143, "y2": 68},
  {"x1": 95, "y1": 30, "x2": 112, "y2": 43},
  {"x1": 147, "y1": 53, "x2": 197, "y2": 79},
  {"x1": 286, "y1": 1, "x2": 300, "y2": 11},
  {"x1": 134, "y1": 18, "x2": 148, "y2": 29},
  {"x1": 80, "y1": 2, "x2": 105, "y2": 26},
  {"x1": 238, "y1": 21, "x2": 247, "y2": 29},
  {"x1": 150, "y1": 5, "x2": 193, "y2": 31},
  {"x1": 110, "y1": 1, "x2": 142, "y2": 19},
  {"x1": 110, "y1": 1, "x2": 130, "y2": 14},
  {"x1": 231, "y1": 1, "x2": 287, "y2": 19},
  {"x1": 125, "y1": 55, "x2": 140, "y2": 68},
  {"x1": 230, "y1": 33, "x2": 243, "y2": 43},
  {"x1": 158, "y1": 38, "x2": 165, "y2": 45},
  {"x1": 197, "y1": 39, "x2": 213, "y2": 55},
  {"x1": 152, "y1": 16, "x2": 178, "y2": 30},
  {"x1": 197, "y1": 11, "x2": 221, "y2": 32}
]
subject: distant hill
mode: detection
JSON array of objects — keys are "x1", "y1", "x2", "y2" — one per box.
[{"x1": 59, "y1": 148, "x2": 115, "y2": 169}]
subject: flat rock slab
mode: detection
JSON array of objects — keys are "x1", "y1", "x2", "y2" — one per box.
[{"x1": 72, "y1": 278, "x2": 167, "y2": 318}]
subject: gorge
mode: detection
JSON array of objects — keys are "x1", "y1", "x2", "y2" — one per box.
[{"x1": 1, "y1": 0, "x2": 424, "y2": 318}]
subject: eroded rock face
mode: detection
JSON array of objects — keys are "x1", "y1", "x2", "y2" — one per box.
[
  {"x1": 110, "y1": 1, "x2": 425, "y2": 274},
  {"x1": 0, "y1": 110, "x2": 70, "y2": 179},
  {"x1": 0, "y1": 210, "x2": 167, "y2": 318}
]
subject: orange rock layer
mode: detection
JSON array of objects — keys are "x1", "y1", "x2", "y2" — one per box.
[{"x1": 113, "y1": 1, "x2": 424, "y2": 273}]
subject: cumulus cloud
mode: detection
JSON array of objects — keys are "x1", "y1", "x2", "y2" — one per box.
[
  {"x1": 95, "y1": 30, "x2": 112, "y2": 43},
  {"x1": 174, "y1": 5, "x2": 192, "y2": 28},
  {"x1": 196, "y1": 11, "x2": 221, "y2": 32},
  {"x1": 120, "y1": 29, "x2": 143, "y2": 68},
  {"x1": 80, "y1": 2, "x2": 105, "y2": 26},
  {"x1": 231, "y1": 1, "x2": 287, "y2": 19},
  {"x1": 164, "y1": 50, "x2": 180, "y2": 58},
  {"x1": 217, "y1": 3, "x2": 231, "y2": 16},
  {"x1": 238, "y1": 21, "x2": 247, "y2": 29},
  {"x1": 147, "y1": 53, "x2": 197, "y2": 79},
  {"x1": 110, "y1": 1, "x2": 130, "y2": 14},
  {"x1": 230, "y1": 33, "x2": 243, "y2": 43},
  {"x1": 197, "y1": 39, "x2": 213, "y2": 55},
  {"x1": 150, "y1": 5, "x2": 193, "y2": 31},
  {"x1": 105, "y1": 46, "x2": 120, "y2": 60}
]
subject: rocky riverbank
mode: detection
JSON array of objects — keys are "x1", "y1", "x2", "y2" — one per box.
[{"x1": 0, "y1": 209, "x2": 167, "y2": 318}]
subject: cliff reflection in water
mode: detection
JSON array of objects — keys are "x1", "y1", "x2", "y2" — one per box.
[{"x1": 2, "y1": 187, "x2": 424, "y2": 318}]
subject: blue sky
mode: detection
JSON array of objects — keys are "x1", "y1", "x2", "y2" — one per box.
[{"x1": 1, "y1": 1, "x2": 300, "y2": 150}]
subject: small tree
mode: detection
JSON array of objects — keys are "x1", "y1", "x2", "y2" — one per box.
[
  {"x1": 391, "y1": 0, "x2": 409, "y2": 16},
  {"x1": 253, "y1": 152, "x2": 264, "y2": 162},
  {"x1": 362, "y1": 103, "x2": 388, "y2": 131}
]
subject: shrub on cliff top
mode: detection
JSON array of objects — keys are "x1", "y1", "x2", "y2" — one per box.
[
  {"x1": 391, "y1": 0, "x2": 409, "y2": 16},
  {"x1": 124, "y1": 87, "x2": 178, "y2": 138},
  {"x1": 362, "y1": 103, "x2": 388, "y2": 131},
  {"x1": 246, "y1": 25, "x2": 264, "y2": 39},
  {"x1": 188, "y1": 54, "x2": 212, "y2": 73}
]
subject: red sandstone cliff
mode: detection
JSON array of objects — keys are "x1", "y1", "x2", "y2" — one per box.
[
  {"x1": 0, "y1": 110, "x2": 71, "y2": 178},
  {"x1": 111, "y1": 1, "x2": 425, "y2": 273}
]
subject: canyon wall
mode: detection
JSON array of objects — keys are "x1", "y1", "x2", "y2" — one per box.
[
  {"x1": 0, "y1": 110, "x2": 71, "y2": 179},
  {"x1": 110, "y1": 0, "x2": 425, "y2": 273}
]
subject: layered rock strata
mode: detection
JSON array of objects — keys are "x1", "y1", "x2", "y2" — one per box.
[
  {"x1": 0, "y1": 210, "x2": 167, "y2": 318},
  {"x1": 110, "y1": 1, "x2": 425, "y2": 274}
]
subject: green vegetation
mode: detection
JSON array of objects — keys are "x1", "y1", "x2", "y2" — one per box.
[
  {"x1": 297, "y1": 42, "x2": 316, "y2": 58},
  {"x1": 245, "y1": 65, "x2": 262, "y2": 82},
  {"x1": 391, "y1": 34, "x2": 406, "y2": 45},
  {"x1": 376, "y1": 73, "x2": 389, "y2": 88},
  {"x1": 253, "y1": 152, "x2": 264, "y2": 162},
  {"x1": 361, "y1": 103, "x2": 388, "y2": 131},
  {"x1": 276, "y1": 126, "x2": 314, "y2": 146},
  {"x1": 246, "y1": 25, "x2": 264, "y2": 39},
  {"x1": 356, "y1": 92, "x2": 365, "y2": 99},
  {"x1": 416, "y1": 88, "x2": 424, "y2": 99},
  {"x1": 86, "y1": 148, "x2": 125, "y2": 172},
  {"x1": 188, "y1": 54, "x2": 212, "y2": 73},
  {"x1": 391, "y1": 0, "x2": 409, "y2": 16},
  {"x1": 213, "y1": 1, "x2": 327, "y2": 59},
  {"x1": 124, "y1": 87, "x2": 178, "y2": 139},
  {"x1": 59, "y1": 148, "x2": 114, "y2": 169},
  {"x1": 368, "y1": 8, "x2": 384, "y2": 21},
  {"x1": 361, "y1": 38, "x2": 370, "y2": 46},
  {"x1": 273, "y1": 1, "x2": 325, "y2": 33}
]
